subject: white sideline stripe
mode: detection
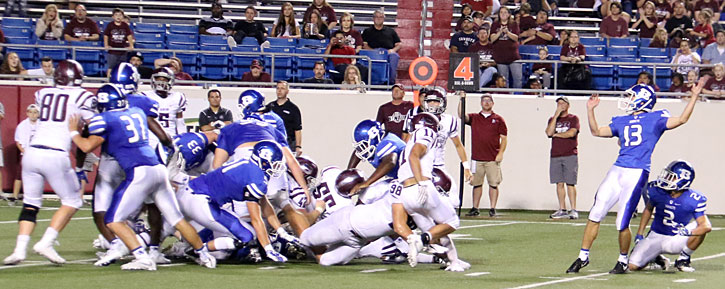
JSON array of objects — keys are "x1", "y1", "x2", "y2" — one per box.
[
  {"x1": 360, "y1": 268, "x2": 388, "y2": 273},
  {"x1": 673, "y1": 279, "x2": 696, "y2": 283},
  {"x1": 0, "y1": 258, "x2": 96, "y2": 270},
  {"x1": 158, "y1": 263, "x2": 187, "y2": 267},
  {"x1": 506, "y1": 252, "x2": 725, "y2": 289},
  {"x1": 458, "y1": 222, "x2": 518, "y2": 229},
  {"x1": 0, "y1": 216, "x2": 93, "y2": 224},
  {"x1": 460, "y1": 219, "x2": 725, "y2": 231},
  {"x1": 258, "y1": 266, "x2": 282, "y2": 270},
  {"x1": 465, "y1": 272, "x2": 490, "y2": 276}
]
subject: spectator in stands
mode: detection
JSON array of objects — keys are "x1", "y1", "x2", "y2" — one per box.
[
  {"x1": 0, "y1": 52, "x2": 27, "y2": 79},
  {"x1": 303, "y1": 61, "x2": 334, "y2": 85},
  {"x1": 652, "y1": 0, "x2": 673, "y2": 23},
  {"x1": 649, "y1": 27, "x2": 668, "y2": 47},
  {"x1": 559, "y1": 30, "x2": 591, "y2": 90},
  {"x1": 472, "y1": 11, "x2": 487, "y2": 31},
  {"x1": 230, "y1": 6, "x2": 268, "y2": 46},
  {"x1": 532, "y1": 47, "x2": 552, "y2": 88},
  {"x1": 632, "y1": 1, "x2": 657, "y2": 38},
  {"x1": 520, "y1": 10, "x2": 556, "y2": 45},
  {"x1": 637, "y1": 71, "x2": 660, "y2": 91},
  {"x1": 304, "y1": 0, "x2": 338, "y2": 30},
  {"x1": 599, "y1": 0, "x2": 633, "y2": 20},
  {"x1": 272, "y1": 2, "x2": 301, "y2": 38},
  {"x1": 0, "y1": 29, "x2": 4, "y2": 62},
  {"x1": 576, "y1": 0, "x2": 596, "y2": 9},
  {"x1": 689, "y1": 8, "x2": 715, "y2": 49},
  {"x1": 63, "y1": 4, "x2": 100, "y2": 42},
  {"x1": 198, "y1": 89, "x2": 233, "y2": 131},
  {"x1": 462, "y1": 0, "x2": 494, "y2": 18},
  {"x1": 694, "y1": 0, "x2": 720, "y2": 22},
  {"x1": 363, "y1": 8, "x2": 402, "y2": 82},
  {"x1": 35, "y1": 4, "x2": 64, "y2": 41},
  {"x1": 11, "y1": 104, "x2": 39, "y2": 206},
  {"x1": 336, "y1": 12, "x2": 363, "y2": 52},
  {"x1": 26, "y1": 57, "x2": 54, "y2": 85},
  {"x1": 155, "y1": 57, "x2": 194, "y2": 81},
  {"x1": 701, "y1": 63, "x2": 725, "y2": 98},
  {"x1": 558, "y1": 30, "x2": 569, "y2": 46},
  {"x1": 325, "y1": 30, "x2": 367, "y2": 84},
  {"x1": 490, "y1": 7, "x2": 523, "y2": 88},
  {"x1": 526, "y1": 77, "x2": 543, "y2": 94},
  {"x1": 451, "y1": 16, "x2": 479, "y2": 53},
  {"x1": 669, "y1": 73, "x2": 687, "y2": 93},
  {"x1": 302, "y1": 9, "x2": 330, "y2": 40},
  {"x1": 376, "y1": 83, "x2": 413, "y2": 138},
  {"x1": 104, "y1": 8, "x2": 135, "y2": 76},
  {"x1": 128, "y1": 52, "x2": 153, "y2": 79},
  {"x1": 703, "y1": 30, "x2": 725, "y2": 64},
  {"x1": 672, "y1": 39, "x2": 701, "y2": 75},
  {"x1": 459, "y1": 92, "x2": 507, "y2": 217},
  {"x1": 241, "y1": 59, "x2": 272, "y2": 83},
  {"x1": 600, "y1": 2, "x2": 630, "y2": 38},
  {"x1": 516, "y1": 4, "x2": 537, "y2": 33},
  {"x1": 268, "y1": 80, "x2": 303, "y2": 155},
  {"x1": 455, "y1": 4, "x2": 474, "y2": 32},
  {"x1": 665, "y1": 2, "x2": 693, "y2": 39},
  {"x1": 3, "y1": 0, "x2": 27, "y2": 17},
  {"x1": 341, "y1": 65, "x2": 366, "y2": 92},
  {"x1": 545, "y1": 96, "x2": 579, "y2": 219},
  {"x1": 685, "y1": 69, "x2": 699, "y2": 90},
  {"x1": 469, "y1": 28, "x2": 497, "y2": 89},
  {"x1": 199, "y1": 2, "x2": 234, "y2": 36},
  {"x1": 492, "y1": 73, "x2": 509, "y2": 90}
]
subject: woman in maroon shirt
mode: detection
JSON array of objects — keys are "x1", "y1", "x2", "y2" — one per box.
[
  {"x1": 668, "y1": 73, "x2": 687, "y2": 94},
  {"x1": 689, "y1": 8, "x2": 715, "y2": 48},
  {"x1": 559, "y1": 30, "x2": 590, "y2": 90},
  {"x1": 649, "y1": 28, "x2": 668, "y2": 47},
  {"x1": 490, "y1": 7, "x2": 522, "y2": 88},
  {"x1": 633, "y1": 1, "x2": 657, "y2": 38}
]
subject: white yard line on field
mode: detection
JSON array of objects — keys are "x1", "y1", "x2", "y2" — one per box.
[
  {"x1": 0, "y1": 258, "x2": 96, "y2": 270},
  {"x1": 360, "y1": 268, "x2": 388, "y2": 273},
  {"x1": 506, "y1": 252, "x2": 725, "y2": 289},
  {"x1": 0, "y1": 216, "x2": 93, "y2": 224}
]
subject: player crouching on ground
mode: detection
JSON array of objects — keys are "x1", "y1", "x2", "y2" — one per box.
[
  {"x1": 69, "y1": 84, "x2": 215, "y2": 271},
  {"x1": 628, "y1": 160, "x2": 711, "y2": 273}
]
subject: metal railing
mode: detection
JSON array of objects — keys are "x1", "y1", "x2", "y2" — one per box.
[{"x1": 0, "y1": 42, "x2": 376, "y2": 87}]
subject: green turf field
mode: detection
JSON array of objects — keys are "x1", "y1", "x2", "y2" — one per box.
[{"x1": 1, "y1": 201, "x2": 723, "y2": 289}]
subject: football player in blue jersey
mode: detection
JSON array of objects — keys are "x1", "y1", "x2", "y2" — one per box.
[
  {"x1": 167, "y1": 130, "x2": 218, "y2": 185},
  {"x1": 346, "y1": 119, "x2": 406, "y2": 200},
  {"x1": 239, "y1": 89, "x2": 287, "y2": 138},
  {"x1": 68, "y1": 84, "x2": 215, "y2": 271},
  {"x1": 175, "y1": 141, "x2": 289, "y2": 263},
  {"x1": 567, "y1": 77, "x2": 708, "y2": 274},
  {"x1": 629, "y1": 160, "x2": 711, "y2": 272}
]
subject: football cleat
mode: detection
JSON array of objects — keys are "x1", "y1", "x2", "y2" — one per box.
[
  {"x1": 489, "y1": 208, "x2": 497, "y2": 217},
  {"x1": 445, "y1": 261, "x2": 466, "y2": 272},
  {"x1": 550, "y1": 210, "x2": 568, "y2": 219},
  {"x1": 196, "y1": 249, "x2": 217, "y2": 269},
  {"x1": 569, "y1": 210, "x2": 579, "y2": 220},
  {"x1": 94, "y1": 248, "x2": 125, "y2": 267},
  {"x1": 423, "y1": 244, "x2": 449, "y2": 255},
  {"x1": 406, "y1": 234, "x2": 424, "y2": 268},
  {"x1": 3, "y1": 252, "x2": 26, "y2": 265},
  {"x1": 675, "y1": 259, "x2": 695, "y2": 272},
  {"x1": 652, "y1": 254, "x2": 671, "y2": 270},
  {"x1": 609, "y1": 261, "x2": 629, "y2": 274},
  {"x1": 246, "y1": 247, "x2": 263, "y2": 263},
  {"x1": 381, "y1": 252, "x2": 407, "y2": 264},
  {"x1": 566, "y1": 258, "x2": 589, "y2": 273},
  {"x1": 465, "y1": 208, "x2": 480, "y2": 217},
  {"x1": 33, "y1": 241, "x2": 66, "y2": 264},
  {"x1": 150, "y1": 249, "x2": 171, "y2": 265},
  {"x1": 456, "y1": 259, "x2": 472, "y2": 270},
  {"x1": 121, "y1": 256, "x2": 156, "y2": 271},
  {"x1": 92, "y1": 235, "x2": 111, "y2": 250}
]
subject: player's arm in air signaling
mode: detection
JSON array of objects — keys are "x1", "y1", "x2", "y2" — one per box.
[
  {"x1": 585, "y1": 94, "x2": 613, "y2": 138},
  {"x1": 666, "y1": 75, "x2": 708, "y2": 129}
]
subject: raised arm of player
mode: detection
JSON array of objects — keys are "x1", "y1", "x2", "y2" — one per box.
[
  {"x1": 666, "y1": 75, "x2": 709, "y2": 129},
  {"x1": 586, "y1": 94, "x2": 613, "y2": 137}
]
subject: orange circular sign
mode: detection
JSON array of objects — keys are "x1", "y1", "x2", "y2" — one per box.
[{"x1": 409, "y1": 56, "x2": 438, "y2": 86}]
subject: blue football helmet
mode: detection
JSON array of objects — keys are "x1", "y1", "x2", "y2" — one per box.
[
  {"x1": 238, "y1": 89, "x2": 266, "y2": 118},
  {"x1": 96, "y1": 84, "x2": 128, "y2": 112},
  {"x1": 109, "y1": 62, "x2": 140, "y2": 94},
  {"x1": 620, "y1": 84, "x2": 656, "y2": 114},
  {"x1": 352, "y1": 120, "x2": 384, "y2": 161},
  {"x1": 656, "y1": 160, "x2": 695, "y2": 191},
  {"x1": 251, "y1": 140, "x2": 285, "y2": 178}
]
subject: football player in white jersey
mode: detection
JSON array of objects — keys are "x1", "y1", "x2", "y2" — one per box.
[
  {"x1": 417, "y1": 87, "x2": 472, "y2": 208},
  {"x1": 4, "y1": 60, "x2": 97, "y2": 265},
  {"x1": 391, "y1": 112, "x2": 463, "y2": 270},
  {"x1": 141, "y1": 67, "x2": 187, "y2": 160}
]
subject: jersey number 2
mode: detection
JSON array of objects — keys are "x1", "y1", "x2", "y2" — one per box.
[{"x1": 623, "y1": 124, "x2": 642, "y2": 146}]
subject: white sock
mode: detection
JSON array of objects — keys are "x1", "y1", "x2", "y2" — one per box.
[
  {"x1": 578, "y1": 249, "x2": 589, "y2": 261},
  {"x1": 39, "y1": 227, "x2": 59, "y2": 245},
  {"x1": 416, "y1": 253, "x2": 435, "y2": 263},
  {"x1": 149, "y1": 245, "x2": 160, "y2": 253},
  {"x1": 131, "y1": 246, "x2": 148, "y2": 259},
  {"x1": 679, "y1": 247, "x2": 694, "y2": 260},
  {"x1": 618, "y1": 253, "x2": 628, "y2": 264},
  {"x1": 439, "y1": 236, "x2": 459, "y2": 262},
  {"x1": 15, "y1": 235, "x2": 30, "y2": 254}
]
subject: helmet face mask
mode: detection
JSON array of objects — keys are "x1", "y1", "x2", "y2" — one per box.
[
  {"x1": 620, "y1": 84, "x2": 656, "y2": 114},
  {"x1": 655, "y1": 160, "x2": 695, "y2": 191},
  {"x1": 421, "y1": 88, "x2": 447, "y2": 115},
  {"x1": 251, "y1": 141, "x2": 285, "y2": 179},
  {"x1": 352, "y1": 120, "x2": 384, "y2": 161},
  {"x1": 238, "y1": 90, "x2": 266, "y2": 118}
]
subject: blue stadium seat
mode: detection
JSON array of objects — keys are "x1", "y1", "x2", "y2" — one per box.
[
  {"x1": 267, "y1": 37, "x2": 296, "y2": 47},
  {"x1": 37, "y1": 42, "x2": 70, "y2": 62},
  {"x1": 231, "y1": 67, "x2": 251, "y2": 79},
  {"x1": 519, "y1": 45, "x2": 540, "y2": 56},
  {"x1": 639, "y1": 38, "x2": 652, "y2": 47},
  {"x1": 359, "y1": 49, "x2": 389, "y2": 85},
  {"x1": 296, "y1": 47, "x2": 324, "y2": 69},
  {"x1": 134, "y1": 32, "x2": 165, "y2": 45},
  {"x1": 240, "y1": 37, "x2": 259, "y2": 46},
  {"x1": 134, "y1": 22, "x2": 165, "y2": 34},
  {"x1": 1, "y1": 17, "x2": 33, "y2": 29},
  {"x1": 169, "y1": 24, "x2": 198, "y2": 35},
  {"x1": 167, "y1": 44, "x2": 199, "y2": 75},
  {"x1": 5, "y1": 37, "x2": 32, "y2": 44},
  {"x1": 588, "y1": 46, "x2": 606, "y2": 57},
  {"x1": 608, "y1": 46, "x2": 638, "y2": 57},
  {"x1": 616, "y1": 63, "x2": 644, "y2": 89},
  {"x1": 271, "y1": 68, "x2": 293, "y2": 81},
  {"x1": 200, "y1": 66, "x2": 229, "y2": 80},
  {"x1": 136, "y1": 43, "x2": 168, "y2": 66},
  {"x1": 199, "y1": 45, "x2": 230, "y2": 66},
  {"x1": 199, "y1": 34, "x2": 227, "y2": 46},
  {"x1": 591, "y1": 64, "x2": 615, "y2": 90},
  {"x1": 608, "y1": 37, "x2": 638, "y2": 47},
  {"x1": 588, "y1": 55, "x2": 609, "y2": 62},
  {"x1": 297, "y1": 38, "x2": 327, "y2": 48},
  {"x1": 98, "y1": 21, "x2": 107, "y2": 32},
  {"x1": 640, "y1": 47, "x2": 668, "y2": 58},
  {"x1": 580, "y1": 37, "x2": 606, "y2": 46},
  {"x1": 167, "y1": 33, "x2": 197, "y2": 45},
  {"x1": 546, "y1": 45, "x2": 562, "y2": 56},
  {"x1": 2, "y1": 27, "x2": 32, "y2": 38},
  {"x1": 264, "y1": 47, "x2": 295, "y2": 70}
]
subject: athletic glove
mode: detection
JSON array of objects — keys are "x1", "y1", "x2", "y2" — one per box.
[
  {"x1": 677, "y1": 225, "x2": 691, "y2": 236},
  {"x1": 634, "y1": 234, "x2": 644, "y2": 245},
  {"x1": 276, "y1": 227, "x2": 301, "y2": 245},
  {"x1": 75, "y1": 168, "x2": 88, "y2": 185},
  {"x1": 264, "y1": 244, "x2": 288, "y2": 263},
  {"x1": 212, "y1": 120, "x2": 226, "y2": 129}
]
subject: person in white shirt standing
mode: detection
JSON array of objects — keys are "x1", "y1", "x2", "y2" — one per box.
[
  {"x1": 26, "y1": 57, "x2": 55, "y2": 85},
  {"x1": 9, "y1": 104, "x2": 40, "y2": 206}
]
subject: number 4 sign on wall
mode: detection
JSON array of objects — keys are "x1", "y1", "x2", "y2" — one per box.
[{"x1": 448, "y1": 53, "x2": 480, "y2": 92}]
